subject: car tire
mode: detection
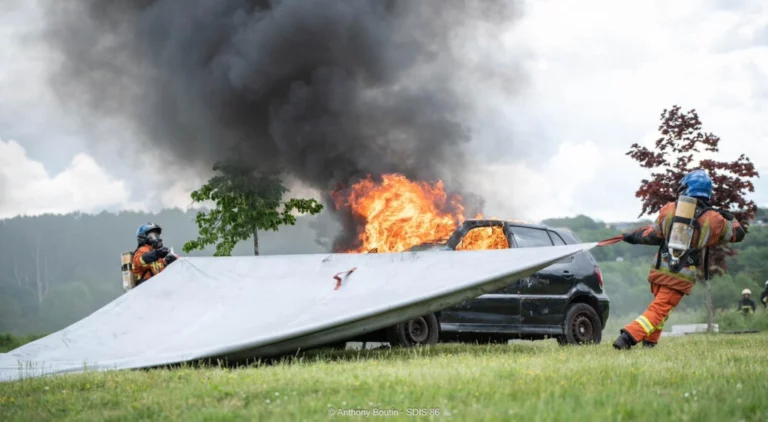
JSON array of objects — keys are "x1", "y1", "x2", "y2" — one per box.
[
  {"x1": 386, "y1": 313, "x2": 440, "y2": 347},
  {"x1": 559, "y1": 303, "x2": 602, "y2": 345}
]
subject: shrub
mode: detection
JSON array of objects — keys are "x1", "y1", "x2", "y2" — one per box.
[{"x1": 0, "y1": 332, "x2": 46, "y2": 353}]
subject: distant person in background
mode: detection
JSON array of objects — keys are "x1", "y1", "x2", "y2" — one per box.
[
  {"x1": 761, "y1": 281, "x2": 768, "y2": 309},
  {"x1": 132, "y1": 223, "x2": 178, "y2": 286},
  {"x1": 738, "y1": 289, "x2": 756, "y2": 315}
]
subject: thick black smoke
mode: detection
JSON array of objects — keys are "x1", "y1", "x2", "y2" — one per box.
[{"x1": 39, "y1": 0, "x2": 518, "y2": 246}]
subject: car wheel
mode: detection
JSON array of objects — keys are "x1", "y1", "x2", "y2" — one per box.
[
  {"x1": 386, "y1": 313, "x2": 440, "y2": 347},
  {"x1": 560, "y1": 303, "x2": 602, "y2": 345}
]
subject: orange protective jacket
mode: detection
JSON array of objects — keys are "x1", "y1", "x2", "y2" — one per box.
[
  {"x1": 625, "y1": 201, "x2": 746, "y2": 295},
  {"x1": 132, "y1": 244, "x2": 168, "y2": 284}
]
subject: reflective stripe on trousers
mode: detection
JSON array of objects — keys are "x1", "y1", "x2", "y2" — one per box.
[{"x1": 624, "y1": 284, "x2": 684, "y2": 343}]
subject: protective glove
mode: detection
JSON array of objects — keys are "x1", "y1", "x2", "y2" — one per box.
[
  {"x1": 156, "y1": 247, "x2": 170, "y2": 258},
  {"x1": 165, "y1": 254, "x2": 178, "y2": 265},
  {"x1": 622, "y1": 232, "x2": 636, "y2": 244},
  {"x1": 141, "y1": 249, "x2": 162, "y2": 264}
]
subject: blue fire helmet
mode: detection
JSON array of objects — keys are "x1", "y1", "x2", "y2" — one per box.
[
  {"x1": 678, "y1": 170, "x2": 712, "y2": 199},
  {"x1": 136, "y1": 222, "x2": 162, "y2": 239}
]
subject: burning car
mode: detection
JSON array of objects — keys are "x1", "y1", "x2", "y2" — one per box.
[
  {"x1": 328, "y1": 174, "x2": 609, "y2": 347},
  {"x1": 334, "y1": 219, "x2": 610, "y2": 347}
]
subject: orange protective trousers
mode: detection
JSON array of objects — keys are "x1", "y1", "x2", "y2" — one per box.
[{"x1": 624, "y1": 284, "x2": 684, "y2": 344}]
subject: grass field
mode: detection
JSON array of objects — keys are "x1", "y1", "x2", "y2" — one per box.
[{"x1": 1, "y1": 332, "x2": 766, "y2": 421}]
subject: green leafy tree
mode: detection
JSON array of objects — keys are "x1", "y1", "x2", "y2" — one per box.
[{"x1": 183, "y1": 162, "x2": 324, "y2": 256}]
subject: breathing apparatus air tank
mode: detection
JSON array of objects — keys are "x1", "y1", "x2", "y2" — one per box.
[
  {"x1": 666, "y1": 195, "x2": 697, "y2": 270},
  {"x1": 121, "y1": 252, "x2": 135, "y2": 291}
]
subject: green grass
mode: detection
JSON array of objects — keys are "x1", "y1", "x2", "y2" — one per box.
[{"x1": 2, "y1": 333, "x2": 767, "y2": 421}]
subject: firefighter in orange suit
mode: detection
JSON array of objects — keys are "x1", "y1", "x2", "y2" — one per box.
[
  {"x1": 132, "y1": 223, "x2": 178, "y2": 286},
  {"x1": 613, "y1": 170, "x2": 747, "y2": 349}
]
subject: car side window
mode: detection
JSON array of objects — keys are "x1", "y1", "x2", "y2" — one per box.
[
  {"x1": 548, "y1": 230, "x2": 576, "y2": 264},
  {"x1": 549, "y1": 231, "x2": 566, "y2": 246},
  {"x1": 455, "y1": 226, "x2": 509, "y2": 251},
  {"x1": 510, "y1": 227, "x2": 553, "y2": 248}
]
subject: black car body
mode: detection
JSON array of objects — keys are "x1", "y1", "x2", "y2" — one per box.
[{"x1": 337, "y1": 219, "x2": 610, "y2": 347}]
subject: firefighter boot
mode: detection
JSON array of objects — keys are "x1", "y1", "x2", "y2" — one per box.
[
  {"x1": 642, "y1": 340, "x2": 656, "y2": 348},
  {"x1": 612, "y1": 329, "x2": 637, "y2": 350}
]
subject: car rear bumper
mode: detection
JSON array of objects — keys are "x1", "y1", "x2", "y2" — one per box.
[{"x1": 596, "y1": 294, "x2": 610, "y2": 328}]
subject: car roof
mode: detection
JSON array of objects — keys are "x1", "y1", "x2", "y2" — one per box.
[{"x1": 463, "y1": 218, "x2": 549, "y2": 231}]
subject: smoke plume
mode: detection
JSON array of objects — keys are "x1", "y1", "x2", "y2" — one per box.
[{"x1": 39, "y1": 0, "x2": 520, "y2": 246}]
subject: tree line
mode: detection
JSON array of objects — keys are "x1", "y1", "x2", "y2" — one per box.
[{"x1": 1, "y1": 207, "x2": 765, "y2": 335}]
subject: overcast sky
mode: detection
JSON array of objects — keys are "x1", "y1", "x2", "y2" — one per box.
[{"x1": 1, "y1": 0, "x2": 766, "y2": 223}]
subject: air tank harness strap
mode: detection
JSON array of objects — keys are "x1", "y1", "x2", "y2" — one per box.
[{"x1": 656, "y1": 207, "x2": 708, "y2": 273}]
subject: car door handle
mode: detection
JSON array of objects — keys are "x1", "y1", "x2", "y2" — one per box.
[{"x1": 562, "y1": 271, "x2": 575, "y2": 279}]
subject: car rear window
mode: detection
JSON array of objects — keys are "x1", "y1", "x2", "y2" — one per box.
[{"x1": 510, "y1": 227, "x2": 553, "y2": 248}]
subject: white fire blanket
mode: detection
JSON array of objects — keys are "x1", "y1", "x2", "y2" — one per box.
[{"x1": 0, "y1": 243, "x2": 595, "y2": 382}]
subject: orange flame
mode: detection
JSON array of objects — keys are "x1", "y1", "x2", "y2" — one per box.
[
  {"x1": 455, "y1": 226, "x2": 509, "y2": 251},
  {"x1": 333, "y1": 173, "x2": 489, "y2": 253}
]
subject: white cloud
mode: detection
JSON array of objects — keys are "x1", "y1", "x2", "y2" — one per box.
[
  {"x1": 474, "y1": 0, "x2": 768, "y2": 221},
  {"x1": 472, "y1": 140, "x2": 646, "y2": 223},
  {"x1": 0, "y1": 139, "x2": 143, "y2": 218},
  {"x1": 1, "y1": 0, "x2": 767, "y2": 223}
]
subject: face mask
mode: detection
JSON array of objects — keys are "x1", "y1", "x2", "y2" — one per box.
[{"x1": 147, "y1": 232, "x2": 163, "y2": 249}]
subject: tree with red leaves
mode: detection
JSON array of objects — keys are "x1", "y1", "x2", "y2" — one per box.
[
  {"x1": 627, "y1": 106, "x2": 759, "y2": 330},
  {"x1": 627, "y1": 105, "x2": 759, "y2": 275}
]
